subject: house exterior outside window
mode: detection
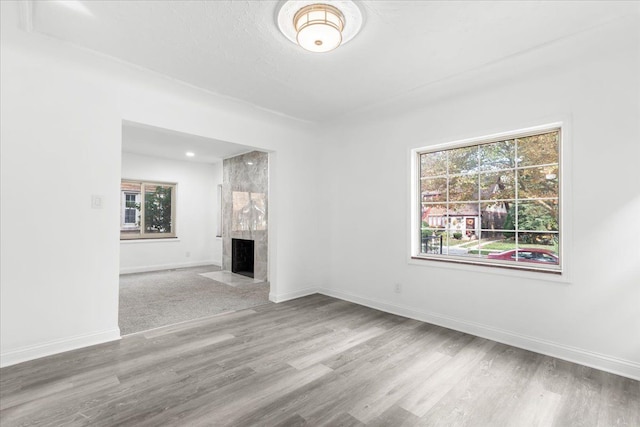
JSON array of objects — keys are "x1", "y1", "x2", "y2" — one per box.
[
  {"x1": 412, "y1": 125, "x2": 561, "y2": 273},
  {"x1": 122, "y1": 192, "x2": 140, "y2": 228}
]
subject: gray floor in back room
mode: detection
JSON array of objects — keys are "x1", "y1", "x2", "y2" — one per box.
[{"x1": 119, "y1": 265, "x2": 270, "y2": 335}]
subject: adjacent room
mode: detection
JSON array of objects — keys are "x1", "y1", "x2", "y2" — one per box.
[
  {"x1": 119, "y1": 122, "x2": 271, "y2": 335},
  {"x1": 1, "y1": 1, "x2": 638, "y2": 426}
]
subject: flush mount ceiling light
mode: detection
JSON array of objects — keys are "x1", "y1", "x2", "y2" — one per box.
[
  {"x1": 277, "y1": 1, "x2": 363, "y2": 53},
  {"x1": 294, "y1": 4, "x2": 344, "y2": 52}
]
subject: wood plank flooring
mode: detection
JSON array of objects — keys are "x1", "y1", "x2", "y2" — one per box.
[{"x1": 1, "y1": 294, "x2": 638, "y2": 426}]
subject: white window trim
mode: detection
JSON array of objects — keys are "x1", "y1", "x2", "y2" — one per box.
[
  {"x1": 120, "y1": 238, "x2": 181, "y2": 244},
  {"x1": 409, "y1": 121, "x2": 570, "y2": 278},
  {"x1": 120, "y1": 180, "x2": 177, "y2": 240}
]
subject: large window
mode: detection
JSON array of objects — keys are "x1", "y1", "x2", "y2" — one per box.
[
  {"x1": 414, "y1": 126, "x2": 561, "y2": 273},
  {"x1": 120, "y1": 180, "x2": 177, "y2": 240}
]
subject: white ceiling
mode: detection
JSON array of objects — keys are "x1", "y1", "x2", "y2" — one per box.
[
  {"x1": 29, "y1": 1, "x2": 638, "y2": 123},
  {"x1": 122, "y1": 121, "x2": 255, "y2": 164}
]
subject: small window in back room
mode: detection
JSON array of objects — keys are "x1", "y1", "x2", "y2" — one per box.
[{"x1": 120, "y1": 180, "x2": 177, "y2": 239}]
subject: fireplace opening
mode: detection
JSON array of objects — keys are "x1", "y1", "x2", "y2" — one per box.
[{"x1": 232, "y1": 238, "x2": 254, "y2": 278}]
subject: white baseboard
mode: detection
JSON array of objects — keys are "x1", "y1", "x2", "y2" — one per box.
[
  {"x1": 319, "y1": 288, "x2": 640, "y2": 381},
  {"x1": 4, "y1": 287, "x2": 637, "y2": 381},
  {"x1": 0, "y1": 328, "x2": 121, "y2": 368},
  {"x1": 270, "y1": 287, "x2": 319, "y2": 303},
  {"x1": 120, "y1": 260, "x2": 221, "y2": 275}
]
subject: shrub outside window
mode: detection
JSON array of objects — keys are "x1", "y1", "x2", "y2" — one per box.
[
  {"x1": 120, "y1": 180, "x2": 177, "y2": 240},
  {"x1": 414, "y1": 127, "x2": 561, "y2": 273}
]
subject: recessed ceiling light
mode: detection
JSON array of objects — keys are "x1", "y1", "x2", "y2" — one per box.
[
  {"x1": 247, "y1": 161, "x2": 254, "y2": 165},
  {"x1": 186, "y1": 152, "x2": 195, "y2": 157},
  {"x1": 277, "y1": 1, "x2": 363, "y2": 53}
]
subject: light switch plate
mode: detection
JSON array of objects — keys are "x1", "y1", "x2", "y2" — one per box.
[{"x1": 91, "y1": 195, "x2": 103, "y2": 209}]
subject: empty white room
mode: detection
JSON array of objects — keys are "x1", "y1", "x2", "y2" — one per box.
[{"x1": 1, "y1": 1, "x2": 639, "y2": 426}]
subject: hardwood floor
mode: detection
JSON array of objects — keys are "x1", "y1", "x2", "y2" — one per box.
[{"x1": 1, "y1": 294, "x2": 638, "y2": 426}]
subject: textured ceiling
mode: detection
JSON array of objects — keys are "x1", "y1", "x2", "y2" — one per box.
[{"x1": 30, "y1": 1, "x2": 638, "y2": 123}]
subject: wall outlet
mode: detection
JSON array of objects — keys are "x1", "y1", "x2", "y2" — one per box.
[
  {"x1": 185, "y1": 251, "x2": 191, "y2": 258},
  {"x1": 394, "y1": 283, "x2": 402, "y2": 294}
]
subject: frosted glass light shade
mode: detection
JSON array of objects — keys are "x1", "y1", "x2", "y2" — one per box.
[
  {"x1": 294, "y1": 4, "x2": 345, "y2": 53},
  {"x1": 277, "y1": 1, "x2": 362, "y2": 53}
]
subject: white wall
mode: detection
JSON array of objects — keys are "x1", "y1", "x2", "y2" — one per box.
[
  {"x1": 119, "y1": 152, "x2": 222, "y2": 273},
  {"x1": 0, "y1": 1, "x2": 327, "y2": 367},
  {"x1": 2, "y1": 0, "x2": 638, "y2": 381},
  {"x1": 320, "y1": 16, "x2": 640, "y2": 379}
]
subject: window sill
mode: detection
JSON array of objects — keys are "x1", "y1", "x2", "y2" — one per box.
[
  {"x1": 408, "y1": 255, "x2": 568, "y2": 283},
  {"x1": 120, "y1": 238, "x2": 181, "y2": 244}
]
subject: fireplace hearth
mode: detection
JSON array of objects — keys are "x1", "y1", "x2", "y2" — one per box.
[{"x1": 232, "y1": 238, "x2": 254, "y2": 278}]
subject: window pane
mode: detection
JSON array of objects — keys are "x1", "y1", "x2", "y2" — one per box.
[
  {"x1": 448, "y1": 203, "x2": 480, "y2": 239},
  {"x1": 518, "y1": 166, "x2": 558, "y2": 199},
  {"x1": 144, "y1": 185, "x2": 173, "y2": 233},
  {"x1": 441, "y1": 220, "x2": 481, "y2": 258},
  {"x1": 420, "y1": 177, "x2": 447, "y2": 203},
  {"x1": 420, "y1": 230, "x2": 444, "y2": 255},
  {"x1": 120, "y1": 182, "x2": 141, "y2": 238},
  {"x1": 517, "y1": 231, "x2": 558, "y2": 247},
  {"x1": 516, "y1": 233, "x2": 559, "y2": 265},
  {"x1": 480, "y1": 171, "x2": 515, "y2": 200},
  {"x1": 479, "y1": 139, "x2": 515, "y2": 171},
  {"x1": 420, "y1": 151, "x2": 447, "y2": 177},
  {"x1": 421, "y1": 203, "x2": 447, "y2": 229},
  {"x1": 517, "y1": 200, "x2": 558, "y2": 232},
  {"x1": 125, "y1": 194, "x2": 138, "y2": 208},
  {"x1": 461, "y1": 238, "x2": 482, "y2": 257},
  {"x1": 449, "y1": 174, "x2": 478, "y2": 202},
  {"x1": 480, "y1": 201, "x2": 512, "y2": 232},
  {"x1": 448, "y1": 203, "x2": 479, "y2": 218},
  {"x1": 478, "y1": 231, "x2": 517, "y2": 252},
  {"x1": 124, "y1": 209, "x2": 136, "y2": 224},
  {"x1": 517, "y1": 131, "x2": 559, "y2": 167},
  {"x1": 462, "y1": 236, "x2": 507, "y2": 258},
  {"x1": 448, "y1": 146, "x2": 478, "y2": 174}
]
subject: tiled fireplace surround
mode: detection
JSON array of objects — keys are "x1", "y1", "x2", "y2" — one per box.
[{"x1": 222, "y1": 151, "x2": 268, "y2": 282}]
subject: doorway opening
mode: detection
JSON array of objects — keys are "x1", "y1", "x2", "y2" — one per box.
[{"x1": 118, "y1": 121, "x2": 271, "y2": 335}]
